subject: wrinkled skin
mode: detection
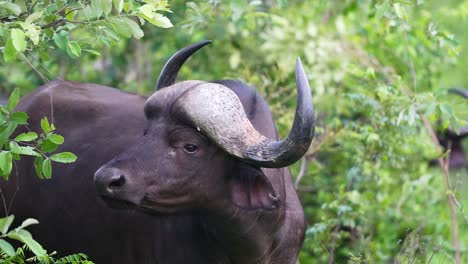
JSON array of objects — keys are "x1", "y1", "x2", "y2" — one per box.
[{"x1": 1, "y1": 79, "x2": 306, "y2": 264}]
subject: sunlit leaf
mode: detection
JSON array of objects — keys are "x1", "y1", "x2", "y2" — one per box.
[
  {"x1": 0, "y1": 152, "x2": 13, "y2": 180},
  {"x1": 11, "y1": 29, "x2": 27, "y2": 52},
  {"x1": 0, "y1": 2, "x2": 21, "y2": 16},
  {"x1": 0, "y1": 239, "x2": 15, "y2": 257},
  {"x1": 15, "y1": 132, "x2": 38, "y2": 142},
  {"x1": 3, "y1": 38, "x2": 17, "y2": 62},
  {"x1": 42, "y1": 159, "x2": 52, "y2": 179},
  {"x1": 0, "y1": 215, "x2": 15, "y2": 235},
  {"x1": 50, "y1": 152, "x2": 77, "y2": 163},
  {"x1": 7, "y1": 230, "x2": 47, "y2": 257},
  {"x1": 7, "y1": 88, "x2": 20, "y2": 112}
]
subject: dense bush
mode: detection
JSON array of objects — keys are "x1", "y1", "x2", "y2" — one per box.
[{"x1": 1, "y1": 0, "x2": 467, "y2": 263}]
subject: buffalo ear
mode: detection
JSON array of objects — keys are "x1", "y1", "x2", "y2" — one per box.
[{"x1": 229, "y1": 163, "x2": 279, "y2": 210}]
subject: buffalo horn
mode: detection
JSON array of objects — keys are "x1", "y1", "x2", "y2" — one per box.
[
  {"x1": 176, "y1": 58, "x2": 315, "y2": 168},
  {"x1": 449, "y1": 88, "x2": 468, "y2": 99},
  {"x1": 156, "y1": 40, "x2": 212, "y2": 90}
]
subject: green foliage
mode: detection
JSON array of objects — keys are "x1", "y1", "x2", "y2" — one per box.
[
  {"x1": 0, "y1": 88, "x2": 77, "y2": 180},
  {"x1": 0, "y1": 215, "x2": 91, "y2": 263},
  {"x1": 0, "y1": 0, "x2": 172, "y2": 65}
]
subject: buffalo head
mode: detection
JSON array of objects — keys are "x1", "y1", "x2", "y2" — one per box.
[{"x1": 94, "y1": 41, "x2": 315, "y2": 213}]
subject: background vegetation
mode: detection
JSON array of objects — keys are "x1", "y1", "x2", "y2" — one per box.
[{"x1": 1, "y1": 0, "x2": 467, "y2": 263}]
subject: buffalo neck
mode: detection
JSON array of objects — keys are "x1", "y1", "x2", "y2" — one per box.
[{"x1": 139, "y1": 208, "x2": 283, "y2": 264}]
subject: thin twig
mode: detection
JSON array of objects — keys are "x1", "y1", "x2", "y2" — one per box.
[
  {"x1": 0, "y1": 188, "x2": 8, "y2": 216},
  {"x1": 7, "y1": 160, "x2": 20, "y2": 214},
  {"x1": 21, "y1": 53, "x2": 48, "y2": 83},
  {"x1": 426, "y1": 246, "x2": 439, "y2": 264},
  {"x1": 42, "y1": 18, "x2": 67, "y2": 29},
  {"x1": 421, "y1": 114, "x2": 460, "y2": 264},
  {"x1": 28, "y1": 0, "x2": 39, "y2": 14}
]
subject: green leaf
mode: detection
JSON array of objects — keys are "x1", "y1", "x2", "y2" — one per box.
[
  {"x1": 3, "y1": 38, "x2": 17, "y2": 62},
  {"x1": 15, "y1": 229, "x2": 32, "y2": 239},
  {"x1": 53, "y1": 32, "x2": 68, "y2": 50},
  {"x1": 0, "y1": 105, "x2": 7, "y2": 116},
  {"x1": 34, "y1": 156, "x2": 43, "y2": 179},
  {"x1": 123, "y1": 1, "x2": 133, "y2": 13},
  {"x1": 376, "y1": 0, "x2": 390, "y2": 19},
  {"x1": 393, "y1": 3, "x2": 408, "y2": 21},
  {"x1": 138, "y1": 5, "x2": 173, "y2": 28},
  {"x1": 42, "y1": 159, "x2": 52, "y2": 179},
  {"x1": 110, "y1": 18, "x2": 132, "y2": 38},
  {"x1": 0, "y1": 215, "x2": 15, "y2": 235},
  {"x1": 150, "y1": 13, "x2": 173, "y2": 28},
  {"x1": 101, "y1": 0, "x2": 113, "y2": 16},
  {"x1": 16, "y1": 146, "x2": 40, "y2": 156},
  {"x1": 10, "y1": 112, "x2": 29, "y2": 125},
  {"x1": 19, "y1": 22, "x2": 41, "y2": 46},
  {"x1": 14, "y1": 132, "x2": 38, "y2": 142},
  {"x1": 0, "y1": 152, "x2": 12, "y2": 180},
  {"x1": 277, "y1": 0, "x2": 288, "y2": 8},
  {"x1": 125, "y1": 17, "x2": 144, "y2": 39},
  {"x1": 90, "y1": 0, "x2": 104, "y2": 18},
  {"x1": 67, "y1": 41, "x2": 81, "y2": 58},
  {"x1": 117, "y1": 17, "x2": 144, "y2": 39},
  {"x1": 138, "y1": 4, "x2": 156, "y2": 18},
  {"x1": 0, "y1": 122, "x2": 18, "y2": 147},
  {"x1": 83, "y1": 49, "x2": 101, "y2": 56},
  {"x1": 6, "y1": 88, "x2": 20, "y2": 112},
  {"x1": 38, "y1": 50, "x2": 50, "y2": 61},
  {"x1": 50, "y1": 152, "x2": 77, "y2": 163},
  {"x1": 103, "y1": 28, "x2": 120, "y2": 41},
  {"x1": 16, "y1": 218, "x2": 39, "y2": 231},
  {"x1": 48, "y1": 134, "x2": 64, "y2": 145},
  {"x1": 114, "y1": 0, "x2": 124, "y2": 13},
  {"x1": 26, "y1": 11, "x2": 43, "y2": 23},
  {"x1": 66, "y1": 9, "x2": 78, "y2": 21},
  {"x1": 8, "y1": 141, "x2": 20, "y2": 154},
  {"x1": 7, "y1": 230, "x2": 47, "y2": 257},
  {"x1": 11, "y1": 29, "x2": 27, "y2": 52},
  {"x1": 0, "y1": 239, "x2": 15, "y2": 257},
  {"x1": 0, "y1": 2, "x2": 21, "y2": 16},
  {"x1": 82, "y1": 5, "x2": 93, "y2": 20},
  {"x1": 40, "y1": 117, "x2": 51, "y2": 134},
  {"x1": 40, "y1": 139, "x2": 58, "y2": 153}
]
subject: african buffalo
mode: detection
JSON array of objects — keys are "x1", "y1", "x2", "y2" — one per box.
[{"x1": 1, "y1": 41, "x2": 314, "y2": 264}]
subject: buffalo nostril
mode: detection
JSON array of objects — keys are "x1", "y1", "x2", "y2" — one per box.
[{"x1": 108, "y1": 175, "x2": 126, "y2": 189}]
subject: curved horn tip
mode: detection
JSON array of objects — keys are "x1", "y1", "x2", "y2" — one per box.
[
  {"x1": 296, "y1": 57, "x2": 303, "y2": 66},
  {"x1": 156, "y1": 40, "x2": 213, "y2": 90},
  {"x1": 448, "y1": 88, "x2": 468, "y2": 99},
  {"x1": 198, "y1": 39, "x2": 213, "y2": 45},
  {"x1": 295, "y1": 57, "x2": 310, "y2": 91},
  {"x1": 295, "y1": 57, "x2": 305, "y2": 73}
]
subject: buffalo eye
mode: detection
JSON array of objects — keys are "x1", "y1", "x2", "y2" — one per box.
[{"x1": 183, "y1": 144, "x2": 198, "y2": 153}]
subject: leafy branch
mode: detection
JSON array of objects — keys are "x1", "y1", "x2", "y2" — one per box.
[
  {"x1": 1, "y1": 0, "x2": 173, "y2": 62},
  {"x1": 0, "y1": 88, "x2": 77, "y2": 181}
]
